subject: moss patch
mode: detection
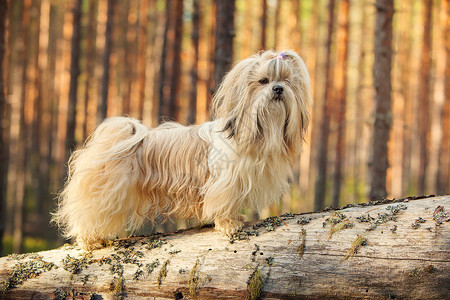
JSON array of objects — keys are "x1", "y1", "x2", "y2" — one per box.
[
  {"x1": 247, "y1": 267, "x2": 263, "y2": 300},
  {"x1": 188, "y1": 259, "x2": 201, "y2": 297},
  {"x1": 157, "y1": 259, "x2": 170, "y2": 288},
  {"x1": 323, "y1": 212, "x2": 353, "y2": 239},
  {"x1": 343, "y1": 235, "x2": 369, "y2": 261},
  {"x1": 298, "y1": 229, "x2": 306, "y2": 257},
  {"x1": 409, "y1": 265, "x2": 434, "y2": 279},
  {"x1": 110, "y1": 276, "x2": 125, "y2": 297}
]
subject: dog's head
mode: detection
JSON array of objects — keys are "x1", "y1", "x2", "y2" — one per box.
[{"x1": 212, "y1": 50, "x2": 312, "y2": 161}]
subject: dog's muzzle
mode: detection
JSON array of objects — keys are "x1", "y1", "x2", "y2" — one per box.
[{"x1": 272, "y1": 84, "x2": 284, "y2": 101}]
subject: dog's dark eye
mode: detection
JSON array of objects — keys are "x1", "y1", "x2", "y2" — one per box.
[{"x1": 259, "y1": 78, "x2": 269, "y2": 85}]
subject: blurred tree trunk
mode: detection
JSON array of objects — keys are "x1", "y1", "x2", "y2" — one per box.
[
  {"x1": 306, "y1": 0, "x2": 320, "y2": 201},
  {"x1": 314, "y1": 0, "x2": 335, "y2": 211},
  {"x1": 137, "y1": 0, "x2": 148, "y2": 120},
  {"x1": 188, "y1": 0, "x2": 200, "y2": 125},
  {"x1": 66, "y1": 0, "x2": 82, "y2": 165},
  {"x1": 205, "y1": 0, "x2": 216, "y2": 114},
  {"x1": 400, "y1": 0, "x2": 414, "y2": 196},
  {"x1": 260, "y1": 0, "x2": 267, "y2": 50},
  {"x1": 369, "y1": 0, "x2": 394, "y2": 201},
  {"x1": 290, "y1": 0, "x2": 301, "y2": 49},
  {"x1": 332, "y1": 0, "x2": 349, "y2": 208},
  {"x1": 213, "y1": 0, "x2": 235, "y2": 92},
  {"x1": 273, "y1": 0, "x2": 281, "y2": 49},
  {"x1": 437, "y1": 0, "x2": 450, "y2": 195},
  {"x1": 122, "y1": 1, "x2": 132, "y2": 115},
  {"x1": 47, "y1": 3, "x2": 64, "y2": 195},
  {"x1": 36, "y1": 0, "x2": 51, "y2": 220},
  {"x1": 83, "y1": 0, "x2": 97, "y2": 139},
  {"x1": 352, "y1": 0, "x2": 368, "y2": 203},
  {"x1": 158, "y1": 0, "x2": 183, "y2": 122},
  {"x1": 98, "y1": 0, "x2": 115, "y2": 123},
  {"x1": 28, "y1": 0, "x2": 42, "y2": 219},
  {"x1": 14, "y1": 0, "x2": 32, "y2": 254},
  {"x1": 417, "y1": 0, "x2": 433, "y2": 195},
  {"x1": 0, "y1": 0, "x2": 8, "y2": 257}
]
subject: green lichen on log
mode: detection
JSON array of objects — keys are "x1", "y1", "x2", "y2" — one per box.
[
  {"x1": 1, "y1": 257, "x2": 57, "y2": 291},
  {"x1": 62, "y1": 253, "x2": 93, "y2": 274}
]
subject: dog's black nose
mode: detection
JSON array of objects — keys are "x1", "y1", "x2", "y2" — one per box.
[{"x1": 273, "y1": 85, "x2": 284, "y2": 95}]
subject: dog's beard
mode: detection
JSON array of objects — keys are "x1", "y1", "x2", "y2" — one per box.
[
  {"x1": 221, "y1": 92, "x2": 306, "y2": 164},
  {"x1": 233, "y1": 89, "x2": 290, "y2": 156}
]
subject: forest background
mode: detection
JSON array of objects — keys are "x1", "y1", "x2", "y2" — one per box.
[{"x1": 0, "y1": 0, "x2": 448, "y2": 256}]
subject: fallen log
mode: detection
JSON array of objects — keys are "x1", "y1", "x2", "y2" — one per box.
[{"x1": 1, "y1": 195, "x2": 449, "y2": 299}]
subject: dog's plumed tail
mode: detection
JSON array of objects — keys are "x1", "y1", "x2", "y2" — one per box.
[{"x1": 52, "y1": 117, "x2": 149, "y2": 249}]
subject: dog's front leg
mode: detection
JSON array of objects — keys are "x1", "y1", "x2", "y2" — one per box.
[
  {"x1": 202, "y1": 182, "x2": 248, "y2": 237},
  {"x1": 214, "y1": 213, "x2": 247, "y2": 237}
]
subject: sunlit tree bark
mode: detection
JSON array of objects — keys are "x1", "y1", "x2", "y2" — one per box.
[
  {"x1": 417, "y1": 0, "x2": 433, "y2": 195},
  {"x1": 369, "y1": 0, "x2": 394, "y2": 201},
  {"x1": 314, "y1": 0, "x2": 336, "y2": 210}
]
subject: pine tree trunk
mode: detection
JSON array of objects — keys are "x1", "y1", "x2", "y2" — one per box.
[
  {"x1": 137, "y1": 0, "x2": 148, "y2": 120},
  {"x1": 352, "y1": 0, "x2": 368, "y2": 203},
  {"x1": 332, "y1": 0, "x2": 349, "y2": 208},
  {"x1": 98, "y1": 0, "x2": 115, "y2": 123},
  {"x1": 417, "y1": 0, "x2": 433, "y2": 195},
  {"x1": 369, "y1": 0, "x2": 394, "y2": 201},
  {"x1": 0, "y1": 0, "x2": 8, "y2": 257},
  {"x1": 13, "y1": 0, "x2": 32, "y2": 255},
  {"x1": 400, "y1": 0, "x2": 414, "y2": 196},
  {"x1": 314, "y1": 0, "x2": 335, "y2": 211},
  {"x1": 82, "y1": 0, "x2": 97, "y2": 139},
  {"x1": 66, "y1": 0, "x2": 82, "y2": 165},
  {"x1": 122, "y1": 1, "x2": 132, "y2": 116},
  {"x1": 273, "y1": 0, "x2": 281, "y2": 49},
  {"x1": 188, "y1": 0, "x2": 200, "y2": 125},
  {"x1": 213, "y1": 0, "x2": 235, "y2": 92},
  {"x1": 260, "y1": 0, "x2": 267, "y2": 50},
  {"x1": 29, "y1": 0, "x2": 42, "y2": 220},
  {"x1": 36, "y1": 0, "x2": 51, "y2": 217},
  {"x1": 158, "y1": 0, "x2": 183, "y2": 122},
  {"x1": 437, "y1": 0, "x2": 450, "y2": 195},
  {"x1": 205, "y1": 0, "x2": 216, "y2": 114}
]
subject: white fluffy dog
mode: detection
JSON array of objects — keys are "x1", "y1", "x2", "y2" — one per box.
[{"x1": 54, "y1": 50, "x2": 312, "y2": 250}]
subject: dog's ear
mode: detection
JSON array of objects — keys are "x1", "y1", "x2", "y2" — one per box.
[
  {"x1": 211, "y1": 56, "x2": 260, "y2": 120},
  {"x1": 280, "y1": 50, "x2": 312, "y2": 133}
]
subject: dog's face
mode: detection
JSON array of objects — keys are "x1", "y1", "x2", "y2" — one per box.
[{"x1": 212, "y1": 50, "x2": 312, "y2": 160}]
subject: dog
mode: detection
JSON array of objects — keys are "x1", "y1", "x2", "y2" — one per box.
[{"x1": 53, "y1": 50, "x2": 312, "y2": 250}]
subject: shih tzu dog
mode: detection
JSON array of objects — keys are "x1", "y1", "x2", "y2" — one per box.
[{"x1": 54, "y1": 50, "x2": 312, "y2": 250}]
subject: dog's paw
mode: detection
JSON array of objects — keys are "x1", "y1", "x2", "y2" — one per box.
[
  {"x1": 214, "y1": 216, "x2": 245, "y2": 237},
  {"x1": 76, "y1": 237, "x2": 106, "y2": 251}
]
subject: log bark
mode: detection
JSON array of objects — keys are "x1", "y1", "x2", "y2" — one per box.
[{"x1": 1, "y1": 195, "x2": 449, "y2": 299}]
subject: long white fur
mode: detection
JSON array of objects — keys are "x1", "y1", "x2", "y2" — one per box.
[{"x1": 53, "y1": 50, "x2": 312, "y2": 250}]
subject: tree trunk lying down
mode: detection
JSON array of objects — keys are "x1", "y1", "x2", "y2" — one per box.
[{"x1": 1, "y1": 195, "x2": 449, "y2": 299}]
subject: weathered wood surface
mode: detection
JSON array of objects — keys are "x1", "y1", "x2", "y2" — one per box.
[{"x1": 1, "y1": 195, "x2": 449, "y2": 300}]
